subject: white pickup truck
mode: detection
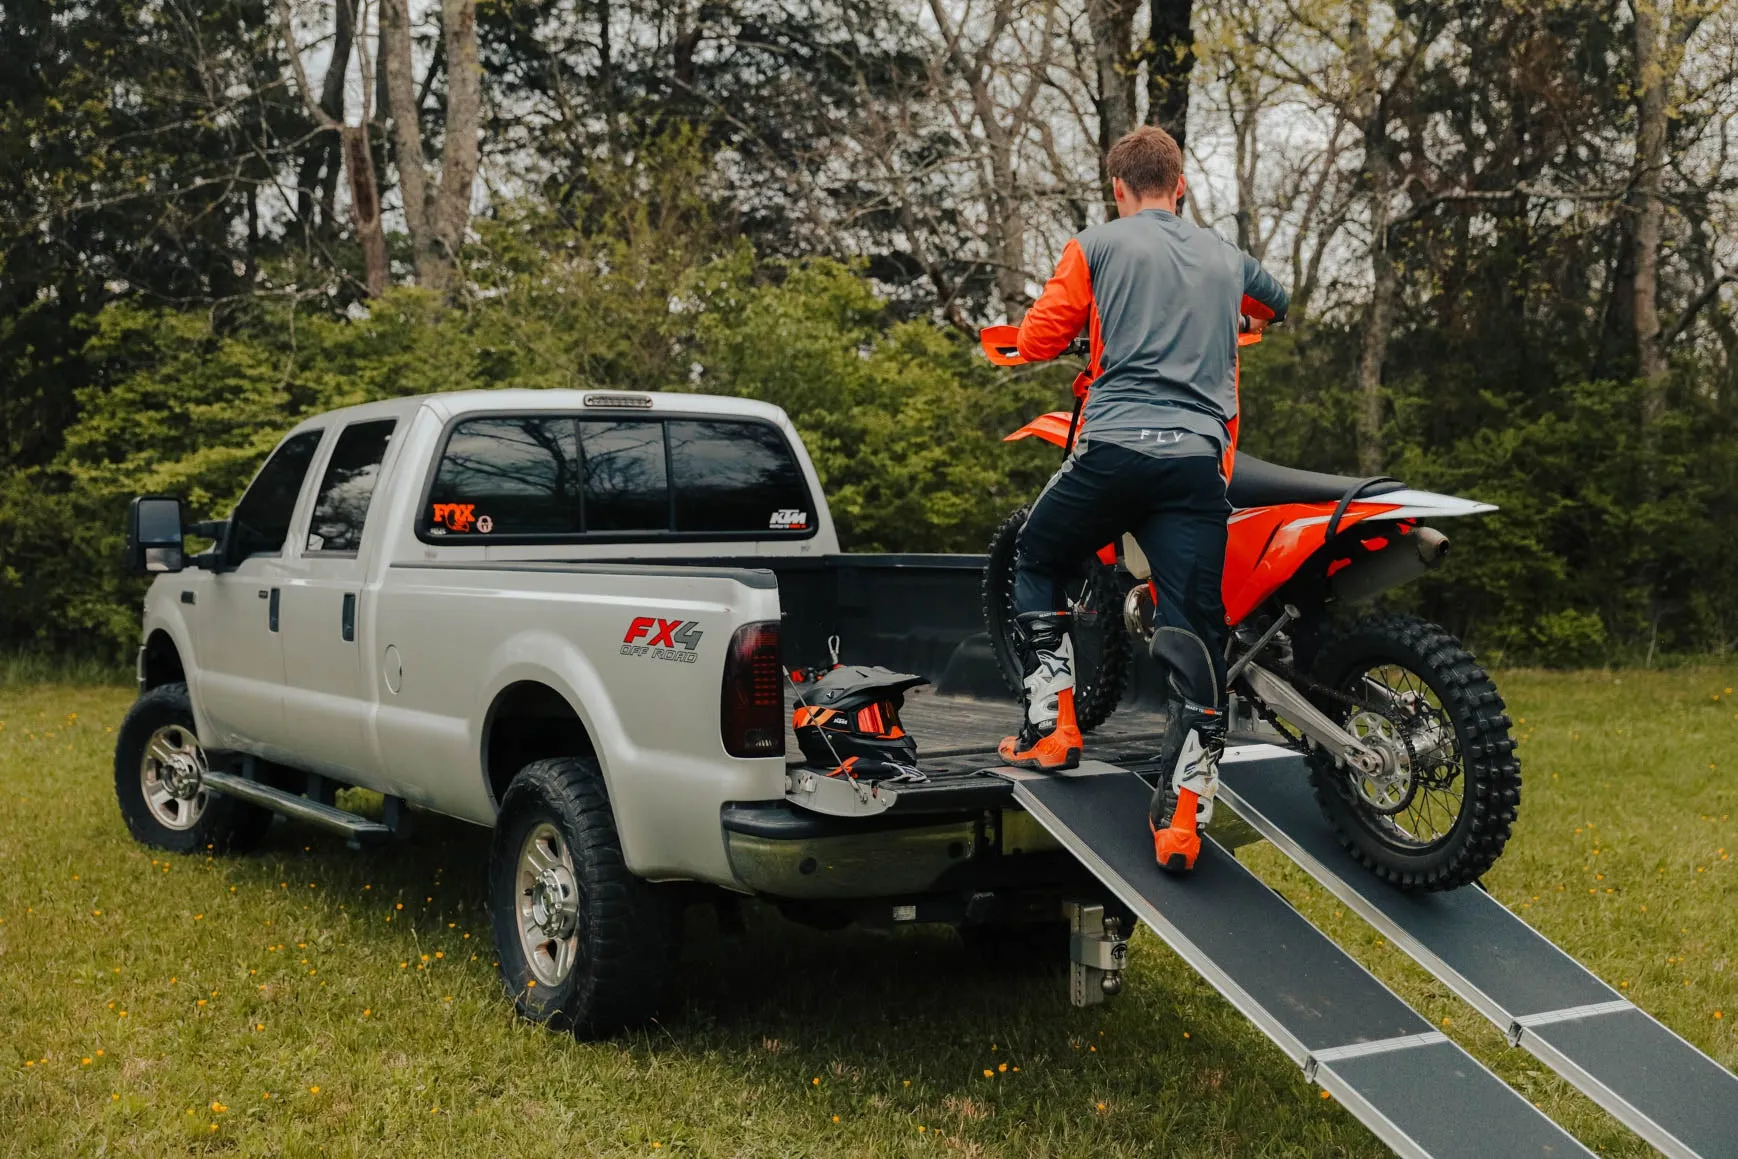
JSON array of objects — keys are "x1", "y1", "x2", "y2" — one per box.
[{"x1": 118, "y1": 389, "x2": 1129, "y2": 1035}]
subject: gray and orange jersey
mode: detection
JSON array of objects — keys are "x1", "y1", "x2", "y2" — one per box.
[{"x1": 1016, "y1": 208, "x2": 1289, "y2": 474}]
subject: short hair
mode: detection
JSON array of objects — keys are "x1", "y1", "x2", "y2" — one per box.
[{"x1": 1105, "y1": 126, "x2": 1184, "y2": 197}]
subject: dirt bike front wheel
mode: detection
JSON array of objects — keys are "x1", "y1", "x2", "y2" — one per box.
[
  {"x1": 982, "y1": 506, "x2": 1132, "y2": 734},
  {"x1": 1303, "y1": 614, "x2": 1520, "y2": 892}
]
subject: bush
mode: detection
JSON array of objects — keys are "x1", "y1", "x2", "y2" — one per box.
[{"x1": 0, "y1": 227, "x2": 1070, "y2": 656}]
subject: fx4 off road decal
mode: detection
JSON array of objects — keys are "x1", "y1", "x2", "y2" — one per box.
[
  {"x1": 769, "y1": 508, "x2": 809, "y2": 531},
  {"x1": 621, "y1": 616, "x2": 704, "y2": 664}
]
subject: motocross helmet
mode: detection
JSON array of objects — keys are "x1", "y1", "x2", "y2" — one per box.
[{"x1": 792, "y1": 664, "x2": 928, "y2": 769}]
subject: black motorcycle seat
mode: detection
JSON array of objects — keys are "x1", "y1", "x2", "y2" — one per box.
[{"x1": 1227, "y1": 455, "x2": 1407, "y2": 509}]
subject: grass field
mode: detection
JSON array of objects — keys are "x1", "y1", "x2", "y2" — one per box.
[{"x1": 1, "y1": 670, "x2": 1734, "y2": 1157}]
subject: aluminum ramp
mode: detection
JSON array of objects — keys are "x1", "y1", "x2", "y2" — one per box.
[
  {"x1": 1004, "y1": 763, "x2": 1593, "y2": 1158},
  {"x1": 1217, "y1": 744, "x2": 1738, "y2": 1159}
]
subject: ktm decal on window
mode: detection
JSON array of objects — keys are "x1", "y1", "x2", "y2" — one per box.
[
  {"x1": 769, "y1": 508, "x2": 809, "y2": 530},
  {"x1": 429, "y1": 503, "x2": 494, "y2": 534}
]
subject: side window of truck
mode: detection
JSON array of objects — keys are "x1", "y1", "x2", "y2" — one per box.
[
  {"x1": 225, "y1": 430, "x2": 324, "y2": 563},
  {"x1": 306, "y1": 419, "x2": 397, "y2": 553},
  {"x1": 426, "y1": 417, "x2": 583, "y2": 536},
  {"x1": 668, "y1": 419, "x2": 812, "y2": 534}
]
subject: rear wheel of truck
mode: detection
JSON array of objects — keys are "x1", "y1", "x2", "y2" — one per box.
[
  {"x1": 488, "y1": 757, "x2": 678, "y2": 1038},
  {"x1": 113, "y1": 682, "x2": 278, "y2": 854}
]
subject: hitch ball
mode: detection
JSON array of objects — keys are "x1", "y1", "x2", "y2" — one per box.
[{"x1": 1101, "y1": 973, "x2": 1123, "y2": 996}]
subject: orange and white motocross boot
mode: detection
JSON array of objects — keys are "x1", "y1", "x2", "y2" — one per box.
[
  {"x1": 998, "y1": 611, "x2": 1084, "y2": 772},
  {"x1": 1148, "y1": 704, "x2": 1226, "y2": 874}
]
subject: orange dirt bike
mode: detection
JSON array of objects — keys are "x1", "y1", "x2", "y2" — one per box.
[{"x1": 978, "y1": 310, "x2": 1520, "y2": 890}]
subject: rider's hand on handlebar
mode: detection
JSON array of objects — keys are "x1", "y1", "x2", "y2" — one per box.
[{"x1": 1240, "y1": 314, "x2": 1269, "y2": 337}]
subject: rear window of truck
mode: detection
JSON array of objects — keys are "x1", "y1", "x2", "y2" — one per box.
[{"x1": 422, "y1": 414, "x2": 814, "y2": 541}]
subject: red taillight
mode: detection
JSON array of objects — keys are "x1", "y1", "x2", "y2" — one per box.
[{"x1": 721, "y1": 621, "x2": 784, "y2": 758}]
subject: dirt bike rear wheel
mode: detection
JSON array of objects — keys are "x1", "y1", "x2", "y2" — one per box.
[
  {"x1": 983, "y1": 506, "x2": 1131, "y2": 734},
  {"x1": 1304, "y1": 614, "x2": 1520, "y2": 892}
]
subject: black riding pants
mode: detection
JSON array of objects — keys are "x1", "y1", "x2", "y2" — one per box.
[{"x1": 1014, "y1": 442, "x2": 1231, "y2": 699}]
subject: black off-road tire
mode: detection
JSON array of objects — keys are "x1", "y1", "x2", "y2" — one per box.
[
  {"x1": 1305, "y1": 615, "x2": 1520, "y2": 891},
  {"x1": 489, "y1": 757, "x2": 678, "y2": 1038},
  {"x1": 983, "y1": 506, "x2": 1131, "y2": 733},
  {"x1": 114, "y1": 682, "x2": 278, "y2": 854}
]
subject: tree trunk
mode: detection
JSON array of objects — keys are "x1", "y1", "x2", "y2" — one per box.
[
  {"x1": 1145, "y1": 0, "x2": 1195, "y2": 153},
  {"x1": 294, "y1": 0, "x2": 353, "y2": 232},
  {"x1": 343, "y1": 125, "x2": 389, "y2": 296},
  {"x1": 1631, "y1": 0, "x2": 1669, "y2": 421},
  {"x1": 1088, "y1": 0, "x2": 1138, "y2": 212},
  {"x1": 1350, "y1": 0, "x2": 1389, "y2": 474},
  {"x1": 381, "y1": 0, "x2": 480, "y2": 293},
  {"x1": 431, "y1": 0, "x2": 482, "y2": 271}
]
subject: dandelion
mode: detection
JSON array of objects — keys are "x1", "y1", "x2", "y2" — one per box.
[
  {"x1": 256, "y1": 1023, "x2": 265, "y2": 1031},
  {"x1": 811, "y1": 1077, "x2": 820, "y2": 1086},
  {"x1": 363, "y1": 1009, "x2": 372, "y2": 1017},
  {"x1": 111, "y1": 1094, "x2": 119, "y2": 1101},
  {"x1": 95, "y1": 1050, "x2": 103, "y2": 1057},
  {"x1": 832, "y1": 1115, "x2": 840, "y2": 1122},
  {"x1": 1095, "y1": 1102, "x2": 1106, "y2": 1112},
  {"x1": 81, "y1": 1058, "x2": 91, "y2": 1066},
  {"x1": 211, "y1": 1101, "x2": 227, "y2": 1113},
  {"x1": 982, "y1": 1069, "x2": 993, "y2": 1078},
  {"x1": 903, "y1": 1080, "x2": 911, "y2": 1087},
  {"x1": 997, "y1": 1063, "x2": 1007, "y2": 1073},
  {"x1": 1321, "y1": 1090, "x2": 1333, "y2": 1100},
  {"x1": 395, "y1": 903, "x2": 403, "y2": 911},
  {"x1": 309, "y1": 1086, "x2": 320, "y2": 1094},
  {"x1": 435, "y1": 951, "x2": 444, "y2": 959}
]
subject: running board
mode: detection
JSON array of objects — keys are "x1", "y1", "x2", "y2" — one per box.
[
  {"x1": 1001, "y1": 763, "x2": 1592, "y2": 1158},
  {"x1": 203, "y1": 769, "x2": 395, "y2": 844},
  {"x1": 1218, "y1": 745, "x2": 1738, "y2": 1159}
]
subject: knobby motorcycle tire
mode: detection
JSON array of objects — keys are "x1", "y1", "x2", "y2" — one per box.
[
  {"x1": 982, "y1": 506, "x2": 1131, "y2": 734},
  {"x1": 1304, "y1": 614, "x2": 1521, "y2": 892}
]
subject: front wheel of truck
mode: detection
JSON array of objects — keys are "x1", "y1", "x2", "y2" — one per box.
[
  {"x1": 113, "y1": 682, "x2": 278, "y2": 854},
  {"x1": 489, "y1": 757, "x2": 678, "y2": 1038}
]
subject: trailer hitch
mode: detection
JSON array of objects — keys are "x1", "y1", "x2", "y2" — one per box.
[{"x1": 1065, "y1": 900, "x2": 1127, "y2": 1006}]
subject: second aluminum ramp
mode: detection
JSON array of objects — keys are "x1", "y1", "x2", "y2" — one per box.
[
  {"x1": 1217, "y1": 745, "x2": 1738, "y2": 1159},
  {"x1": 1005, "y1": 763, "x2": 1592, "y2": 1159}
]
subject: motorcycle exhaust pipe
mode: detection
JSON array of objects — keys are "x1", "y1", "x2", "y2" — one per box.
[{"x1": 1331, "y1": 526, "x2": 1450, "y2": 603}]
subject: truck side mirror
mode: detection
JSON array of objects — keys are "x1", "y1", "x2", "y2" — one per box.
[{"x1": 126, "y1": 496, "x2": 186, "y2": 574}]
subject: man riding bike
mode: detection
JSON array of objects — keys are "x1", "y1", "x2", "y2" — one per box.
[{"x1": 998, "y1": 125, "x2": 1290, "y2": 874}]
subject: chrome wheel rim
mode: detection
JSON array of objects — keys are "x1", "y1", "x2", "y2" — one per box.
[
  {"x1": 516, "y1": 822, "x2": 581, "y2": 988},
  {"x1": 140, "y1": 724, "x2": 208, "y2": 831}
]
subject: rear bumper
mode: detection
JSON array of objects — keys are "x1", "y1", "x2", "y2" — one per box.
[{"x1": 720, "y1": 801, "x2": 1067, "y2": 899}]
